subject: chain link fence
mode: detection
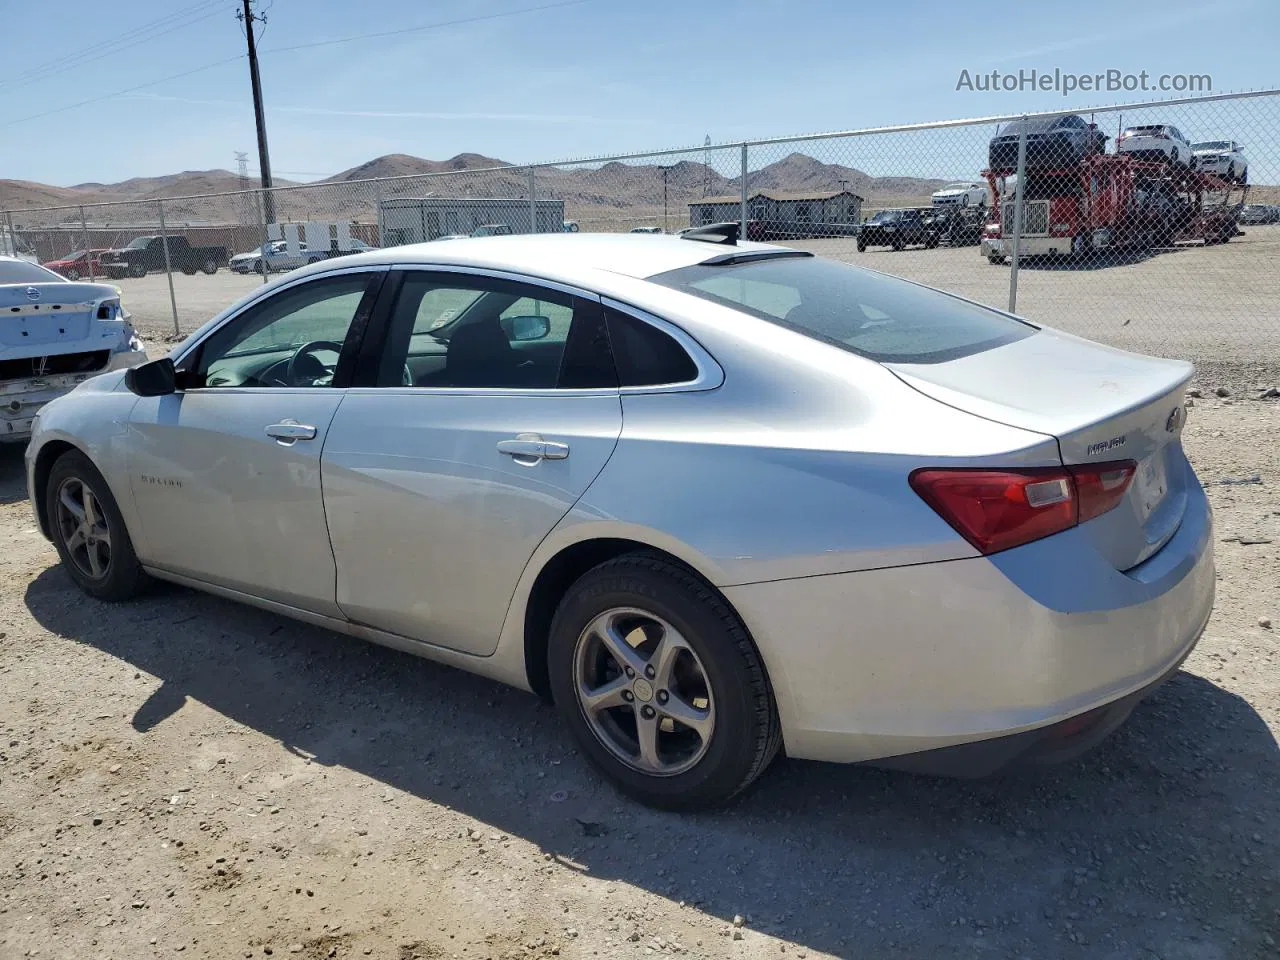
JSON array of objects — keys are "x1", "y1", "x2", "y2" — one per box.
[{"x1": 4, "y1": 89, "x2": 1277, "y2": 384}]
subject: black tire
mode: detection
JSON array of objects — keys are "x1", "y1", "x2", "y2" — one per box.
[
  {"x1": 65, "y1": 268, "x2": 80, "y2": 281},
  {"x1": 856, "y1": 239, "x2": 866, "y2": 252},
  {"x1": 925, "y1": 232, "x2": 940, "y2": 249},
  {"x1": 201, "y1": 259, "x2": 218, "y2": 275},
  {"x1": 988, "y1": 254, "x2": 1006, "y2": 264},
  {"x1": 181, "y1": 265, "x2": 197, "y2": 275},
  {"x1": 891, "y1": 239, "x2": 904, "y2": 251},
  {"x1": 128, "y1": 264, "x2": 146, "y2": 279},
  {"x1": 46, "y1": 450, "x2": 148, "y2": 602},
  {"x1": 105, "y1": 268, "x2": 126, "y2": 280},
  {"x1": 547, "y1": 552, "x2": 781, "y2": 810}
]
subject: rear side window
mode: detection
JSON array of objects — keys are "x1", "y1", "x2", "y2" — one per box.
[
  {"x1": 605, "y1": 307, "x2": 698, "y2": 386},
  {"x1": 651, "y1": 255, "x2": 1034, "y2": 364}
]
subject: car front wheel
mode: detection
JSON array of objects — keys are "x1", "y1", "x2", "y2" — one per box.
[
  {"x1": 548, "y1": 553, "x2": 781, "y2": 810},
  {"x1": 46, "y1": 451, "x2": 148, "y2": 602}
]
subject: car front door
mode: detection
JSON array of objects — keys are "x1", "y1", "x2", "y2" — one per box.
[
  {"x1": 126, "y1": 268, "x2": 384, "y2": 616},
  {"x1": 320, "y1": 268, "x2": 623, "y2": 655}
]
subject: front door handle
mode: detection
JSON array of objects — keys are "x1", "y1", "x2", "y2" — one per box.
[
  {"x1": 497, "y1": 433, "x2": 570, "y2": 463},
  {"x1": 265, "y1": 419, "x2": 317, "y2": 444}
]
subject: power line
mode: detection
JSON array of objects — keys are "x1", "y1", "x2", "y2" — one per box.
[
  {"x1": 2, "y1": 56, "x2": 246, "y2": 127},
  {"x1": 262, "y1": 0, "x2": 590, "y2": 55},
  {"x1": 0, "y1": 0, "x2": 592, "y2": 128},
  {"x1": 0, "y1": 1, "x2": 226, "y2": 90}
]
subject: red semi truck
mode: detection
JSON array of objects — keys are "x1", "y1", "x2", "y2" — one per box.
[{"x1": 980, "y1": 153, "x2": 1247, "y2": 264}]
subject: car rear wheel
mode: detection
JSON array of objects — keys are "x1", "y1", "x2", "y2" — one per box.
[
  {"x1": 201, "y1": 259, "x2": 218, "y2": 275},
  {"x1": 46, "y1": 451, "x2": 148, "y2": 602},
  {"x1": 66, "y1": 268, "x2": 81, "y2": 281},
  {"x1": 128, "y1": 264, "x2": 146, "y2": 279},
  {"x1": 548, "y1": 553, "x2": 781, "y2": 810}
]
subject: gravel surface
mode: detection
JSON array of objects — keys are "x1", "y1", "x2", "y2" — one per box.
[{"x1": 1, "y1": 399, "x2": 1278, "y2": 960}]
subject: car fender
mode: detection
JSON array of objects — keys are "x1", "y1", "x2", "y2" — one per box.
[{"x1": 26, "y1": 371, "x2": 142, "y2": 544}]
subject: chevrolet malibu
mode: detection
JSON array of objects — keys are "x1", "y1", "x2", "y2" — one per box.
[{"x1": 25, "y1": 229, "x2": 1213, "y2": 809}]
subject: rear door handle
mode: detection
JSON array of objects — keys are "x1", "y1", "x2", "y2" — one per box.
[
  {"x1": 497, "y1": 433, "x2": 570, "y2": 462},
  {"x1": 265, "y1": 419, "x2": 317, "y2": 444}
]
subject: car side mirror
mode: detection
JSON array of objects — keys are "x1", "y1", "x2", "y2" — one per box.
[
  {"x1": 124, "y1": 357, "x2": 176, "y2": 396},
  {"x1": 502, "y1": 315, "x2": 551, "y2": 342}
]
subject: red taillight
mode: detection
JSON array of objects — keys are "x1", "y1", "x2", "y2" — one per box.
[
  {"x1": 1072, "y1": 461, "x2": 1137, "y2": 523},
  {"x1": 909, "y1": 461, "x2": 1136, "y2": 555}
]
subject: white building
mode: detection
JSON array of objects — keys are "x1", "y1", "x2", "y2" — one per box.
[{"x1": 379, "y1": 197, "x2": 565, "y2": 244}]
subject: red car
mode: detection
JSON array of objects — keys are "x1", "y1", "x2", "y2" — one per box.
[{"x1": 41, "y1": 249, "x2": 109, "y2": 281}]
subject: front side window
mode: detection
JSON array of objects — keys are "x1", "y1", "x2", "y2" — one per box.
[
  {"x1": 651, "y1": 255, "x2": 1035, "y2": 365},
  {"x1": 191, "y1": 273, "x2": 375, "y2": 388},
  {"x1": 377, "y1": 273, "x2": 613, "y2": 389}
]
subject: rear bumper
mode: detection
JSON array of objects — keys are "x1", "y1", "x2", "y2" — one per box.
[{"x1": 724, "y1": 475, "x2": 1214, "y2": 767}]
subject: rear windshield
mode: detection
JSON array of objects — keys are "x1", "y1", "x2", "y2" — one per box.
[
  {"x1": 651, "y1": 255, "x2": 1034, "y2": 364},
  {"x1": 0, "y1": 260, "x2": 63, "y2": 284}
]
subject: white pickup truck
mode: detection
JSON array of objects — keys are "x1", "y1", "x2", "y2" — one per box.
[{"x1": 1, "y1": 257, "x2": 146, "y2": 443}]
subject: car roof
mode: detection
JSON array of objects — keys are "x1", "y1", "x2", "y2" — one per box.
[{"x1": 323, "y1": 233, "x2": 782, "y2": 283}]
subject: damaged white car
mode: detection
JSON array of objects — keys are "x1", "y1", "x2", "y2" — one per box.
[{"x1": 1, "y1": 257, "x2": 147, "y2": 443}]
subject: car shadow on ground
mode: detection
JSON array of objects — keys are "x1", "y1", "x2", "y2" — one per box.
[
  {"x1": 23, "y1": 566, "x2": 1280, "y2": 957},
  {"x1": 0, "y1": 443, "x2": 29, "y2": 506}
]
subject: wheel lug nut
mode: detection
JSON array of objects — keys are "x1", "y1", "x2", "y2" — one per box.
[
  {"x1": 622, "y1": 690, "x2": 633, "y2": 702},
  {"x1": 624, "y1": 667, "x2": 635, "y2": 678},
  {"x1": 641, "y1": 705, "x2": 655, "y2": 719},
  {"x1": 644, "y1": 665, "x2": 656, "y2": 679},
  {"x1": 657, "y1": 690, "x2": 669, "y2": 704}
]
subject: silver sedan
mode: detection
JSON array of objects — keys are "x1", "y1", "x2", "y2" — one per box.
[{"x1": 25, "y1": 230, "x2": 1214, "y2": 809}]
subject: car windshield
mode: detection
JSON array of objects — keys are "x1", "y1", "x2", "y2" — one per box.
[
  {"x1": 943, "y1": 183, "x2": 971, "y2": 190},
  {"x1": 651, "y1": 255, "x2": 1034, "y2": 364},
  {"x1": 0, "y1": 260, "x2": 64, "y2": 284},
  {"x1": 1193, "y1": 141, "x2": 1232, "y2": 151},
  {"x1": 63, "y1": 250, "x2": 87, "y2": 260},
  {"x1": 869, "y1": 210, "x2": 903, "y2": 222},
  {"x1": 124, "y1": 236, "x2": 153, "y2": 249}
]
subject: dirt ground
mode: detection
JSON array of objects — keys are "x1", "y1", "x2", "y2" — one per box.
[
  {"x1": 107, "y1": 225, "x2": 1280, "y2": 394},
  {"x1": 0, "y1": 395, "x2": 1278, "y2": 959}
]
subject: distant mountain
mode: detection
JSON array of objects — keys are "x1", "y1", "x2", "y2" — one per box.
[
  {"x1": 326, "y1": 152, "x2": 510, "y2": 182},
  {"x1": 0, "y1": 150, "x2": 969, "y2": 229}
]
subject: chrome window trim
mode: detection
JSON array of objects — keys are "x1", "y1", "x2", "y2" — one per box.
[
  {"x1": 171, "y1": 264, "x2": 390, "y2": 367},
  {"x1": 390, "y1": 262, "x2": 600, "y2": 302},
  {"x1": 343, "y1": 265, "x2": 722, "y2": 397}
]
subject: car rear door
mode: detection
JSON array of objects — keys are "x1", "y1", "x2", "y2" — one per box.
[{"x1": 320, "y1": 268, "x2": 622, "y2": 656}]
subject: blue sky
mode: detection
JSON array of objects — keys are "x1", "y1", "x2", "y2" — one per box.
[{"x1": 1, "y1": 0, "x2": 1276, "y2": 187}]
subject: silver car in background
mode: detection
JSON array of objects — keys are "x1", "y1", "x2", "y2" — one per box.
[{"x1": 25, "y1": 231, "x2": 1213, "y2": 809}]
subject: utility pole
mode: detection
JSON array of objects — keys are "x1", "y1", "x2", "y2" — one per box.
[{"x1": 237, "y1": 0, "x2": 275, "y2": 223}]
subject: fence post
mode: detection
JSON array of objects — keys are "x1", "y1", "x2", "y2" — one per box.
[
  {"x1": 1, "y1": 211, "x2": 12, "y2": 256},
  {"x1": 79, "y1": 206, "x2": 94, "y2": 280},
  {"x1": 740, "y1": 143, "x2": 748, "y2": 238},
  {"x1": 374, "y1": 178, "x2": 384, "y2": 246},
  {"x1": 157, "y1": 199, "x2": 180, "y2": 336},
  {"x1": 1007, "y1": 121, "x2": 1028, "y2": 314},
  {"x1": 255, "y1": 189, "x2": 269, "y2": 284},
  {"x1": 528, "y1": 166, "x2": 537, "y2": 235}
]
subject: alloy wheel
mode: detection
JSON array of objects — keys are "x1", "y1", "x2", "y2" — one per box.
[
  {"x1": 54, "y1": 477, "x2": 112, "y2": 580},
  {"x1": 572, "y1": 607, "x2": 715, "y2": 777}
]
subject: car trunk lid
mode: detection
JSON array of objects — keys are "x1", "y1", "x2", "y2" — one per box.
[
  {"x1": 1, "y1": 281, "x2": 123, "y2": 358},
  {"x1": 888, "y1": 329, "x2": 1193, "y2": 570}
]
